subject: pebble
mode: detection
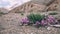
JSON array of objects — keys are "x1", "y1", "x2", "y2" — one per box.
[{"x1": 47, "y1": 27, "x2": 51, "y2": 31}]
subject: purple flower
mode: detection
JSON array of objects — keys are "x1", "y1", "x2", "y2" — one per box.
[
  {"x1": 47, "y1": 15, "x2": 57, "y2": 24},
  {"x1": 41, "y1": 20, "x2": 48, "y2": 25},
  {"x1": 47, "y1": 19, "x2": 54, "y2": 23},
  {"x1": 48, "y1": 15, "x2": 55, "y2": 20},
  {"x1": 21, "y1": 17, "x2": 29, "y2": 24},
  {"x1": 36, "y1": 21, "x2": 40, "y2": 25}
]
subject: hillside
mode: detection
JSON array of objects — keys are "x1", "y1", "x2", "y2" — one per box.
[
  {"x1": 0, "y1": 8, "x2": 9, "y2": 13},
  {"x1": 9, "y1": 0, "x2": 55, "y2": 13}
]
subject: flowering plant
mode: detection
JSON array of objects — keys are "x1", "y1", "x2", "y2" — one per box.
[{"x1": 21, "y1": 14, "x2": 58, "y2": 28}]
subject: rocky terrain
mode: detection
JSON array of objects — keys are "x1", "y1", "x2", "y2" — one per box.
[{"x1": 0, "y1": 0, "x2": 60, "y2": 34}]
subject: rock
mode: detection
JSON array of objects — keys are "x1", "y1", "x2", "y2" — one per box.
[
  {"x1": 47, "y1": 0, "x2": 58, "y2": 11},
  {"x1": 50, "y1": 25, "x2": 60, "y2": 28},
  {"x1": 47, "y1": 0, "x2": 60, "y2": 11},
  {"x1": 10, "y1": 2, "x2": 46, "y2": 13},
  {"x1": 31, "y1": 0, "x2": 55, "y2": 6},
  {"x1": 10, "y1": 0, "x2": 54, "y2": 13},
  {"x1": 47, "y1": 27, "x2": 51, "y2": 31}
]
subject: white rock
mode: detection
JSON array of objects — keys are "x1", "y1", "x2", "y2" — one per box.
[
  {"x1": 47, "y1": 27, "x2": 51, "y2": 31},
  {"x1": 50, "y1": 25, "x2": 60, "y2": 27}
]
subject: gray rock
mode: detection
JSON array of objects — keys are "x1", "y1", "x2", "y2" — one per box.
[{"x1": 31, "y1": 0, "x2": 55, "y2": 6}]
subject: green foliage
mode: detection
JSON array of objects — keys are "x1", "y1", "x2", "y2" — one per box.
[
  {"x1": 27, "y1": 13, "x2": 45, "y2": 24},
  {"x1": 49, "y1": 12, "x2": 58, "y2": 15},
  {"x1": 0, "y1": 12, "x2": 6, "y2": 16},
  {"x1": 0, "y1": 12, "x2": 4, "y2": 14}
]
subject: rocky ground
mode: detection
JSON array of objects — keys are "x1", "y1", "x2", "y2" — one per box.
[{"x1": 0, "y1": 11, "x2": 60, "y2": 34}]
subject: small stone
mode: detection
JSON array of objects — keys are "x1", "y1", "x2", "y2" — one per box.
[
  {"x1": 47, "y1": 27, "x2": 51, "y2": 31},
  {"x1": 31, "y1": 33, "x2": 34, "y2": 34}
]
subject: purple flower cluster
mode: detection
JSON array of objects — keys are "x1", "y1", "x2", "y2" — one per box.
[
  {"x1": 35, "y1": 15, "x2": 58, "y2": 26},
  {"x1": 21, "y1": 17, "x2": 29, "y2": 24},
  {"x1": 35, "y1": 20, "x2": 48, "y2": 26},
  {"x1": 47, "y1": 15, "x2": 57, "y2": 24},
  {"x1": 35, "y1": 21, "x2": 40, "y2": 25},
  {"x1": 41, "y1": 20, "x2": 48, "y2": 25},
  {"x1": 21, "y1": 15, "x2": 58, "y2": 27}
]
